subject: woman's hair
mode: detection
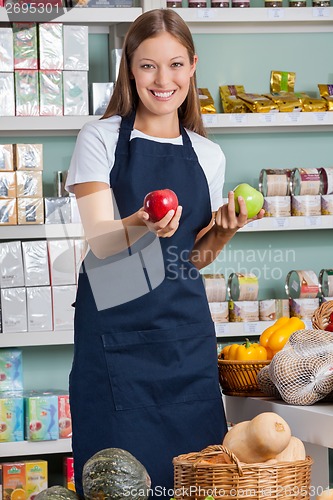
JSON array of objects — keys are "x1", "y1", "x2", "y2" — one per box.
[{"x1": 102, "y1": 8, "x2": 206, "y2": 137}]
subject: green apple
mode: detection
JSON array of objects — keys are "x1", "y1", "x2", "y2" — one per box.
[{"x1": 233, "y1": 183, "x2": 264, "y2": 218}]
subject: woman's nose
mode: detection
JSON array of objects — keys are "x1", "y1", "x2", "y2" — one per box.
[{"x1": 154, "y1": 68, "x2": 170, "y2": 86}]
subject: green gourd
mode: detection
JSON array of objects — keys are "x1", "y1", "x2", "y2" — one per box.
[
  {"x1": 82, "y1": 448, "x2": 151, "y2": 500},
  {"x1": 35, "y1": 486, "x2": 79, "y2": 500}
]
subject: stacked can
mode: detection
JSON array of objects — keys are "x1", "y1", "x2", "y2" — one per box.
[
  {"x1": 203, "y1": 274, "x2": 229, "y2": 324},
  {"x1": 259, "y1": 299, "x2": 290, "y2": 321},
  {"x1": 290, "y1": 168, "x2": 323, "y2": 216},
  {"x1": 319, "y1": 269, "x2": 333, "y2": 303},
  {"x1": 227, "y1": 272, "x2": 259, "y2": 322},
  {"x1": 259, "y1": 169, "x2": 292, "y2": 217},
  {"x1": 285, "y1": 269, "x2": 320, "y2": 320},
  {"x1": 320, "y1": 167, "x2": 333, "y2": 215}
]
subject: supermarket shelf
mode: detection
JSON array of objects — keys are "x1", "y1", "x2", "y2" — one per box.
[
  {"x1": 0, "y1": 223, "x2": 84, "y2": 239},
  {"x1": 173, "y1": 6, "x2": 333, "y2": 33},
  {"x1": 0, "y1": 330, "x2": 74, "y2": 348},
  {"x1": 0, "y1": 438, "x2": 72, "y2": 457},
  {"x1": 215, "y1": 318, "x2": 312, "y2": 337},
  {"x1": 240, "y1": 215, "x2": 333, "y2": 232},
  {"x1": 2, "y1": 112, "x2": 333, "y2": 136}
]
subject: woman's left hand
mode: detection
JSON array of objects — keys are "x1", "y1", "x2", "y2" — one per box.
[{"x1": 215, "y1": 191, "x2": 265, "y2": 234}]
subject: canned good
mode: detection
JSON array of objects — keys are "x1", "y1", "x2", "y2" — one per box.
[
  {"x1": 209, "y1": 302, "x2": 229, "y2": 323},
  {"x1": 312, "y1": 0, "x2": 330, "y2": 6},
  {"x1": 285, "y1": 270, "x2": 319, "y2": 299},
  {"x1": 291, "y1": 168, "x2": 324, "y2": 196},
  {"x1": 259, "y1": 299, "x2": 290, "y2": 321},
  {"x1": 264, "y1": 0, "x2": 282, "y2": 5},
  {"x1": 188, "y1": 0, "x2": 207, "y2": 6},
  {"x1": 211, "y1": 0, "x2": 229, "y2": 5},
  {"x1": 259, "y1": 169, "x2": 292, "y2": 197},
  {"x1": 289, "y1": 297, "x2": 320, "y2": 320},
  {"x1": 264, "y1": 196, "x2": 291, "y2": 217},
  {"x1": 320, "y1": 168, "x2": 333, "y2": 195},
  {"x1": 232, "y1": 0, "x2": 250, "y2": 6},
  {"x1": 289, "y1": 0, "x2": 306, "y2": 5},
  {"x1": 167, "y1": 0, "x2": 182, "y2": 5},
  {"x1": 228, "y1": 272, "x2": 259, "y2": 301},
  {"x1": 319, "y1": 269, "x2": 333, "y2": 297},
  {"x1": 228, "y1": 300, "x2": 259, "y2": 322},
  {"x1": 203, "y1": 274, "x2": 227, "y2": 302},
  {"x1": 291, "y1": 195, "x2": 321, "y2": 216},
  {"x1": 321, "y1": 194, "x2": 333, "y2": 215}
]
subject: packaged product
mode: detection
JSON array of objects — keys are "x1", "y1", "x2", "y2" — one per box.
[
  {"x1": 26, "y1": 287, "x2": 53, "y2": 332},
  {"x1": 318, "y1": 84, "x2": 333, "y2": 111},
  {"x1": 25, "y1": 461, "x2": 48, "y2": 498},
  {"x1": 39, "y1": 70, "x2": 63, "y2": 116},
  {"x1": 0, "y1": 349, "x2": 23, "y2": 391},
  {"x1": 47, "y1": 239, "x2": 76, "y2": 285},
  {"x1": 320, "y1": 167, "x2": 333, "y2": 195},
  {"x1": 44, "y1": 197, "x2": 72, "y2": 224},
  {"x1": 0, "y1": 241, "x2": 24, "y2": 288},
  {"x1": 0, "y1": 28, "x2": 14, "y2": 72},
  {"x1": 15, "y1": 70, "x2": 39, "y2": 116},
  {"x1": 63, "y1": 25, "x2": 89, "y2": 71},
  {"x1": 1, "y1": 288, "x2": 27, "y2": 333},
  {"x1": 39, "y1": 23, "x2": 64, "y2": 70},
  {"x1": 203, "y1": 274, "x2": 227, "y2": 302},
  {"x1": 208, "y1": 302, "x2": 229, "y2": 323},
  {"x1": 0, "y1": 73, "x2": 15, "y2": 117},
  {"x1": 63, "y1": 71, "x2": 89, "y2": 116},
  {"x1": 0, "y1": 172, "x2": 17, "y2": 199},
  {"x1": 89, "y1": 82, "x2": 114, "y2": 115},
  {"x1": 228, "y1": 300, "x2": 259, "y2": 322},
  {"x1": 70, "y1": 0, "x2": 133, "y2": 6},
  {"x1": 259, "y1": 298, "x2": 290, "y2": 321},
  {"x1": 237, "y1": 92, "x2": 278, "y2": 113},
  {"x1": 270, "y1": 70, "x2": 296, "y2": 93},
  {"x1": 264, "y1": 92, "x2": 302, "y2": 112},
  {"x1": 0, "y1": 392, "x2": 24, "y2": 442},
  {"x1": 198, "y1": 88, "x2": 217, "y2": 114},
  {"x1": 321, "y1": 194, "x2": 333, "y2": 215},
  {"x1": 0, "y1": 199, "x2": 17, "y2": 225},
  {"x1": 0, "y1": 145, "x2": 14, "y2": 171},
  {"x1": 17, "y1": 198, "x2": 44, "y2": 224},
  {"x1": 24, "y1": 391, "x2": 59, "y2": 440},
  {"x1": 21, "y1": 240, "x2": 50, "y2": 286},
  {"x1": 219, "y1": 85, "x2": 247, "y2": 113},
  {"x1": 52, "y1": 285, "x2": 76, "y2": 330},
  {"x1": 291, "y1": 195, "x2": 321, "y2": 216},
  {"x1": 228, "y1": 272, "x2": 259, "y2": 301},
  {"x1": 301, "y1": 97, "x2": 327, "y2": 112},
  {"x1": 15, "y1": 144, "x2": 43, "y2": 170},
  {"x1": 110, "y1": 48, "x2": 122, "y2": 81},
  {"x1": 15, "y1": 171, "x2": 43, "y2": 198},
  {"x1": 52, "y1": 390, "x2": 72, "y2": 438},
  {"x1": 64, "y1": 457, "x2": 75, "y2": 491},
  {"x1": 13, "y1": 23, "x2": 38, "y2": 69}
]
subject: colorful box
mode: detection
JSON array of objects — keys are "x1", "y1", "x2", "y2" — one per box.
[
  {"x1": 53, "y1": 391, "x2": 72, "y2": 439},
  {"x1": 24, "y1": 392, "x2": 59, "y2": 441},
  {"x1": 2, "y1": 462, "x2": 26, "y2": 500},
  {"x1": 25, "y1": 461, "x2": 48, "y2": 499},
  {"x1": 0, "y1": 393, "x2": 24, "y2": 442},
  {"x1": 63, "y1": 457, "x2": 75, "y2": 492},
  {"x1": 13, "y1": 23, "x2": 38, "y2": 69}
]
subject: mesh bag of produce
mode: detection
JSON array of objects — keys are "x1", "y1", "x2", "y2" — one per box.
[{"x1": 268, "y1": 329, "x2": 333, "y2": 405}]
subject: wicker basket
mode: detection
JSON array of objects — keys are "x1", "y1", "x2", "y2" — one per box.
[
  {"x1": 312, "y1": 301, "x2": 333, "y2": 330},
  {"x1": 218, "y1": 359, "x2": 270, "y2": 396},
  {"x1": 173, "y1": 444, "x2": 313, "y2": 500}
]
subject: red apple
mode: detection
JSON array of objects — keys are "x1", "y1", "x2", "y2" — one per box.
[
  {"x1": 143, "y1": 189, "x2": 178, "y2": 223},
  {"x1": 325, "y1": 323, "x2": 333, "y2": 332}
]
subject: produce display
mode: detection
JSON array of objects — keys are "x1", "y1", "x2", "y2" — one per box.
[
  {"x1": 233, "y1": 183, "x2": 264, "y2": 219},
  {"x1": 259, "y1": 316, "x2": 305, "y2": 356},
  {"x1": 82, "y1": 448, "x2": 151, "y2": 500},
  {"x1": 143, "y1": 189, "x2": 178, "y2": 222},
  {"x1": 221, "y1": 339, "x2": 267, "y2": 360}
]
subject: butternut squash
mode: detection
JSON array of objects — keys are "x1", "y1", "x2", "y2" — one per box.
[
  {"x1": 222, "y1": 412, "x2": 291, "y2": 463},
  {"x1": 274, "y1": 436, "x2": 306, "y2": 462}
]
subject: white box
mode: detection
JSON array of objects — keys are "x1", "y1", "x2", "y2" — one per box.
[
  {"x1": 0, "y1": 28, "x2": 14, "y2": 72},
  {"x1": 74, "y1": 239, "x2": 88, "y2": 283},
  {"x1": 27, "y1": 286, "x2": 53, "y2": 332},
  {"x1": 1, "y1": 287, "x2": 27, "y2": 333},
  {"x1": 69, "y1": 194, "x2": 81, "y2": 223},
  {"x1": 0, "y1": 241, "x2": 25, "y2": 288},
  {"x1": 52, "y1": 285, "x2": 76, "y2": 331},
  {"x1": 47, "y1": 239, "x2": 76, "y2": 285},
  {"x1": 39, "y1": 23, "x2": 63, "y2": 70},
  {"x1": 0, "y1": 73, "x2": 15, "y2": 116},
  {"x1": 63, "y1": 71, "x2": 89, "y2": 116},
  {"x1": 89, "y1": 82, "x2": 114, "y2": 116},
  {"x1": 22, "y1": 240, "x2": 50, "y2": 286},
  {"x1": 63, "y1": 25, "x2": 89, "y2": 71},
  {"x1": 44, "y1": 197, "x2": 71, "y2": 224}
]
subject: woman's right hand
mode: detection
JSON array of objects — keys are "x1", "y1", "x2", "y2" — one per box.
[{"x1": 137, "y1": 205, "x2": 183, "y2": 238}]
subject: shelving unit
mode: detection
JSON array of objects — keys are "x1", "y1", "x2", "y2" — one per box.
[
  {"x1": 0, "y1": 439, "x2": 72, "y2": 458},
  {"x1": 0, "y1": 331, "x2": 74, "y2": 348}
]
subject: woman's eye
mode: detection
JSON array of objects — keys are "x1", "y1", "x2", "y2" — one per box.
[
  {"x1": 141, "y1": 64, "x2": 154, "y2": 69},
  {"x1": 172, "y1": 62, "x2": 183, "y2": 68}
]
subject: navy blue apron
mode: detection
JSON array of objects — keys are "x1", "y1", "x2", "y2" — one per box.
[{"x1": 69, "y1": 113, "x2": 227, "y2": 499}]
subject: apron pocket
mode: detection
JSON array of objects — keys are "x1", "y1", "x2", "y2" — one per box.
[{"x1": 102, "y1": 321, "x2": 219, "y2": 411}]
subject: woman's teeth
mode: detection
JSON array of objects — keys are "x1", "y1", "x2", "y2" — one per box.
[{"x1": 152, "y1": 91, "x2": 175, "y2": 98}]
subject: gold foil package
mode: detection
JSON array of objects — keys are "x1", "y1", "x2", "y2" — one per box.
[
  {"x1": 219, "y1": 85, "x2": 248, "y2": 113},
  {"x1": 264, "y1": 92, "x2": 302, "y2": 113},
  {"x1": 198, "y1": 88, "x2": 216, "y2": 114},
  {"x1": 318, "y1": 84, "x2": 333, "y2": 111},
  {"x1": 301, "y1": 97, "x2": 327, "y2": 112},
  {"x1": 270, "y1": 70, "x2": 296, "y2": 93},
  {"x1": 237, "y1": 93, "x2": 278, "y2": 113}
]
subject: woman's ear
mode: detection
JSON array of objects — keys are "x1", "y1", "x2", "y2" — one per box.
[{"x1": 190, "y1": 54, "x2": 198, "y2": 77}]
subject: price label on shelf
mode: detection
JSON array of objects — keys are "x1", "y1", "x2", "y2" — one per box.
[
  {"x1": 229, "y1": 114, "x2": 248, "y2": 125},
  {"x1": 313, "y1": 112, "x2": 329, "y2": 124},
  {"x1": 244, "y1": 322, "x2": 261, "y2": 335},
  {"x1": 215, "y1": 323, "x2": 230, "y2": 337},
  {"x1": 273, "y1": 217, "x2": 290, "y2": 229},
  {"x1": 267, "y1": 8, "x2": 285, "y2": 19},
  {"x1": 197, "y1": 8, "x2": 216, "y2": 19},
  {"x1": 312, "y1": 7, "x2": 329, "y2": 17},
  {"x1": 305, "y1": 216, "x2": 322, "y2": 227},
  {"x1": 245, "y1": 220, "x2": 259, "y2": 229},
  {"x1": 285, "y1": 112, "x2": 302, "y2": 124},
  {"x1": 259, "y1": 113, "x2": 277, "y2": 124},
  {"x1": 203, "y1": 114, "x2": 218, "y2": 126}
]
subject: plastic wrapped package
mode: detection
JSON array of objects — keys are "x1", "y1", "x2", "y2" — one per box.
[
  {"x1": 0, "y1": 73, "x2": 15, "y2": 116},
  {"x1": 17, "y1": 197, "x2": 44, "y2": 224},
  {"x1": 47, "y1": 239, "x2": 76, "y2": 285},
  {"x1": 0, "y1": 172, "x2": 17, "y2": 198},
  {"x1": 25, "y1": 392, "x2": 59, "y2": 440},
  {"x1": 39, "y1": 23, "x2": 64, "y2": 70},
  {"x1": 15, "y1": 144, "x2": 43, "y2": 170},
  {"x1": 63, "y1": 25, "x2": 89, "y2": 71},
  {"x1": 21, "y1": 240, "x2": 50, "y2": 286},
  {"x1": 12, "y1": 23, "x2": 38, "y2": 70},
  {"x1": 0, "y1": 393, "x2": 24, "y2": 442},
  {"x1": 63, "y1": 71, "x2": 88, "y2": 116},
  {"x1": 0, "y1": 199, "x2": 17, "y2": 225},
  {"x1": 89, "y1": 82, "x2": 114, "y2": 115},
  {"x1": 0, "y1": 241, "x2": 25, "y2": 287},
  {"x1": 44, "y1": 197, "x2": 71, "y2": 224},
  {"x1": 0, "y1": 28, "x2": 14, "y2": 72},
  {"x1": 110, "y1": 49, "x2": 122, "y2": 81},
  {"x1": 15, "y1": 170, "x2": 43, "y2": 198},
  {"x1": 1, "y1": 287, "x2": 27, "y2": 333},
  {"x1": 15, "y1": 70, "x2": 39, "y2": 116},
  {"x1": 39, "y1": 70, "x2": 63, "y2": 116},
  {"x1": 0, "y1": 349, "x2": 23, "y2": 391},
  {"x1": 26, "y1": 286, "x2": 53, "y2": 331},
  {"x1": 52, "y1": 285, "x2": 76, "y2": 331},
  {"x1": 0, "y1": 145, "x2": 14, "y2": 171}
]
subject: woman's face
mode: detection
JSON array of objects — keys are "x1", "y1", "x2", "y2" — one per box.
[{"x1": 130, "y1": 31, "x2": 197, "y2": 119}]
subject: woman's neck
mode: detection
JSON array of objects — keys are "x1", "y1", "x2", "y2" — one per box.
[{"x1": 134, "y1": 108, "x2": 180, "y2": 139}]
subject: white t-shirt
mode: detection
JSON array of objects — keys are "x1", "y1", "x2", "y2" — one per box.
[{"x1": 66, "y1": 115, "x2": 225, "y2": 212}]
